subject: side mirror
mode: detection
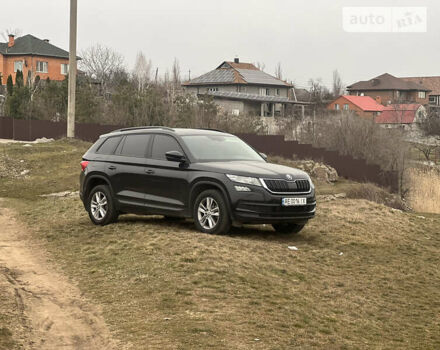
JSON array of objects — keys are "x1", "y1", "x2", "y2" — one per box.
[
  {"x1": 260, "y1": 152, "x2": 268, "y2": 161},
  {"x1": 165, "y1": 150, "x2": 186, "y2": 163}
]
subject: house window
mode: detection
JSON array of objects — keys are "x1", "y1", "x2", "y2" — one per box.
[
  {"x1": 343, "y1": 104, "x2": 349, "y2": 110},
  {"x1": 208, "y1": 87, "x2": 218, "y2": 92},
  {"x1": 232, "y1": 109, "x2": 240, "y2": 116},
  {"x1": 335, "y1": 103, "x2": 340, "y2": 110},
  {"x1": 259, "y1": 88, "x2": 265, "y2": 96},
  {"x1": 36, "y1": 61, "x2": 48, "y2": 73},
  {"x1": 429, "y1": 95, "x2": 438, "y2": 105},
  {"x1": 418, "y1": 91, "x2": 426, "y2": 99},
  {"x1": 276, "y1": 88, "x2": 280, "y2": 96},
  {"x1": 266, "y1": 88, "x2": 270, "y2": 96},
  {"x1": 61, "y1": 64, "x2": 69, "y2": 75},
  {"x1": 236, "y1": 85, "x2": 246, "y2": 93},
  {"x1": 14, "y1": 61, "x2": 23, "y2": 72}
]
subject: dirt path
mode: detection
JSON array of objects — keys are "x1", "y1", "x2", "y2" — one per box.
[{"x1": 0, "y1": 203, "x2": 122, "y2": 350}]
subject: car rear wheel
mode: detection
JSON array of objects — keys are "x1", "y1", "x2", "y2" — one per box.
[
  {"x1": 193, "y1": 189, "x2": 231, "y2": 234},
  {"x1": 272, "y1": 223, "x2": 305, "y2": 235},
  {"x1": 87, "y1": 185, "x2": 118, "y2": 225}
]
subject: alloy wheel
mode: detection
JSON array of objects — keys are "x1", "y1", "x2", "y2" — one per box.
[
  {"x1": 197, "y1": 196, "x2": 220, "y2": 230},
  {"x1": 90, "y1": 191, "x2": 108, "y2": 221}
]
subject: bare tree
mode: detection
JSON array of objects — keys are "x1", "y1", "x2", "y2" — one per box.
[
  {"x1": 79, "y1": 44, "x2": 124, "y2": 88},
  {"x1": 275, "y1": 62, "x2": 282, "y2": 80},
  {"x1": 309, "y1": 78, "x2": 330, "y2": 104},
  {"x1": 1, "y1": 28, "x2": 22, "y2": 41},
  {"x1": 133, "y1": 51, "x2": 152, "y2": 92},
  {"x1": 413, "y1": 143, "x2": 438, "y2": 161},
  {"x1": 255, "y1": 62, "x2": 266, "y2": 71},
  {"x1": 172, "y1": 58, "x2": 181, "y2": 86},
  {"x1": 332, "y1": 69, "x2": 344, "y2": 97}
]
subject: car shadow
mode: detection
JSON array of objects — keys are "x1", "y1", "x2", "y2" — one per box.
[{"x1": 117, "y1": 215, "x2": 317, "y2": 244}]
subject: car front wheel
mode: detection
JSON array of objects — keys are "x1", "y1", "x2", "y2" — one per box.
[
  {"x1": 87, "y1": 185, "x2": 118, "y2": 225},
  {"x1": 272, "y1": 222, "x2": 305, "y2": 235},
  {"x1": 193, "y1": 189, "x2": 231, "y2": 234}
]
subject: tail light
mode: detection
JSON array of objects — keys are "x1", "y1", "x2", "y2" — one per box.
[{"x1": 80, "y1": 161, "x2": 89, "y2": 171}]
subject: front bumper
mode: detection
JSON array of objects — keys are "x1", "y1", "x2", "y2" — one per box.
[{"x1": 226, "y1": 182, "x2": 316, "y2": 224}]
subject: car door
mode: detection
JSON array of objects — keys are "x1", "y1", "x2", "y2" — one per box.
[
  {"x1": 142, "y1": 134, "x2": 190, "y2": 215},
  {"x1": 108, "y1": 133, "x2": 152, "y2": 210}
]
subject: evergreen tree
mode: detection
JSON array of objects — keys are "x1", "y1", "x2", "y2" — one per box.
[
  {"x1": 6, "y1": 75, "x2": 13, "y2": 96},
  {"x1": 15, "y1": 70, "x2": 24, "y2": 87}
]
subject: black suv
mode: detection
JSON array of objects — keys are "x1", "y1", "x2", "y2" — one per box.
[{"x1": 79, "y1": 127, "x2": 316, "y2": 235}]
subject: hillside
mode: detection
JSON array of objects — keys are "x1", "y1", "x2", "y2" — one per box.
[{"x1": 0, "y1": 139, "x2": 439, "y2": 349}]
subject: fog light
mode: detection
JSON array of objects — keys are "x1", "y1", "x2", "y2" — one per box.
[{"x1": 235, "y1": 185, "x2": 251, "y2": 192}]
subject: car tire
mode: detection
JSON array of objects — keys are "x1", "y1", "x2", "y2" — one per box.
[
  {"x1": 193, "y1": 189, "x2": 231, "y2": 234},
  {"x1": 272, "y1": 222, "x2": 305, "y2": 235},
  {"x1": 87, "y1": 185, "x2": 118, "y2": 226}
]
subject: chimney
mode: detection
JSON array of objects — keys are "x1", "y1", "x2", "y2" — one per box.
[
  {"x1": 375, "y1": 96, "x2": 382, "y2": 105},
  {"x1": 234, "y1": 57, "x2": 239, "y2": 64},
  {"x1": 43, "y1": 39, "x2": 49, "y2": 43},
  {"x1": 8, "y1": 34, "x2": 15, "y2": 47}
]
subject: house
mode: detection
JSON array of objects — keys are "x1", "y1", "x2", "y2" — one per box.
[
  {"x1": 0, "y1": 34, "x2": 70, "y2": 85},
  {"x1": 375, "y1": 104, "x2": 426, "y2": 130},
  {"x1": 326, "y1": 95, "x2": 384, "y2": 117},
  {"x1": 400, "y1": 76, "x2": 440, "y2": 107},
  {"x1": 182, "y1": 58, "x2": 309, "y2": 117},
  {"x1": 346, "y1": 73, "x2": 431, "y2": 105}
]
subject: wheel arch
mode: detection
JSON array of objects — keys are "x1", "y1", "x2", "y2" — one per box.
[
  {"x1": 83, "y1": 173, "x2": 114, "y2": 202},
  {"x1": 189, "y1": 179, "x2": 233, "y2": 219}
]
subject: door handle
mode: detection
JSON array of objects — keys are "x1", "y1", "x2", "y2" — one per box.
[
  {"x1": 145, "y1": 169, "x2": 155, "y2": 175},
  {"x1": 108, "y1": 165, "x2": 117, "y2": 170}
]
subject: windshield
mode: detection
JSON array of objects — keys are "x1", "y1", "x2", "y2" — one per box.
[{"x1": 182, "y1": 135, "x2": 264, "y2": 162}]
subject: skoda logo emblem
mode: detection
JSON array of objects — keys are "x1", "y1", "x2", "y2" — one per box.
[{"x1": 286, "y1": 174, "x2": 293, "y2": 180}]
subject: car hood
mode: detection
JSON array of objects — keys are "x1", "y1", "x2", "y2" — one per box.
[{"x1": 192, "y1": 161, "x2": 309, "y2": 179}]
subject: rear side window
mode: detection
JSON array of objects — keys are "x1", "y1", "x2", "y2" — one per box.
[
  {"x1": 151, "y1": 135, "x2": 183, "y2": 160},
  {"x1": 120, "y1": 134, "x2": 151, "y2": 158},
  {"x1": 96, "y1": 136, "x2": 122, "y2": 155}
]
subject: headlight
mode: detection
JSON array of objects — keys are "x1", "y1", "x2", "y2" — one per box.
[{"x1": 226, "y1": 174, "x2": 262, "y2": 187}]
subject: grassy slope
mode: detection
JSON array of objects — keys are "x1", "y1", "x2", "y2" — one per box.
[{"x1": 1, "y1": 140, "x2": 440, "y2": 349}]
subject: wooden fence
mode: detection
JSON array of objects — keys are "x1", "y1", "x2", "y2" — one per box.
[{"x1": 0, "y1": 117, "x2": 398, "y2": 191}]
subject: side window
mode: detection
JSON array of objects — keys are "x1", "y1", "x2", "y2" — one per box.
[
  {"x1": 96, "y1": 136, "x2": 122, "y2": 155},
  {"x1": 120, "y1": 134, "x2": 151, "y2": 158},
  {"x1": 151, "y1": 135, "x2": 183, "y2": 160}
]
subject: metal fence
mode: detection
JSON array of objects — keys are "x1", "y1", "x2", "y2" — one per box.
[{"x1": 0, "y1": 117, "x2": 398, "y2": 191}]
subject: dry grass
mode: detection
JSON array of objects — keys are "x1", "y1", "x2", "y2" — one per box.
[
  {"x1": 407, "y1": 167, "x2": 440, "y2": 214},
  {"x1": 1, "y1": 140, "x2": 440, "y2": 349}
]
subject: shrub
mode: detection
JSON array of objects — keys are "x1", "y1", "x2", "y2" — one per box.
[{"x1": 345, "y1": 182, "x2": 409, "y2": 211}]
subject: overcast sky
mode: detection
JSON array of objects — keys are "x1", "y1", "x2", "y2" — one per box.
[{"x1": 1, "y1": 0, "x2": 439, "y2": 89}]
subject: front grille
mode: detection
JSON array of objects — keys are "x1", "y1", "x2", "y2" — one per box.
[{"x1": 262, "y1": 178, "x2": 310, "y2": 193}]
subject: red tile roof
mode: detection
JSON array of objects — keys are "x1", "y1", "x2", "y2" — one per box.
[
  {"x1": 375, "y1": 104, "x2": 421, "y2": 124},
  {"x1": 341, "y1": 95, "x2": 384, "y2": 111}
]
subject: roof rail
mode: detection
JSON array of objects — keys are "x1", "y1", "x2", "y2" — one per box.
[
  {"x1": 112, "y1": 126, "x2": 175, "y2": 133},
  {"x1": 195, "y1": 128, "x2": 225, "y2": 133}
]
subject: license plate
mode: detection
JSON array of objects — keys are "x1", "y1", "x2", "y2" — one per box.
[{"x1": 282, "y1": 197, "x2": 307, "y2": 206}]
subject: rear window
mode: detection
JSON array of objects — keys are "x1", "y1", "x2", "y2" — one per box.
[
  {"x1": 151, "y1": 135, "x2": 183, "y2": 160},
  {"x1": 120, "y1": 134, "x2": 151, "y2": 158},
  {"x1": 96, "y1": 136, "x2": 122, "y2": 155}
]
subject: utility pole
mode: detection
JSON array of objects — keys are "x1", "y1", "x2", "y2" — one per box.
[{"x1": 67, "y1": 0, "x2": 77, "y2": 138}]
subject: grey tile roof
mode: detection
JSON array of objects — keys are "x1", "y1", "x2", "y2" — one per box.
[
  {"x1": 187, "y1": 69, "x2": 236, "y2": 85},
  {"x1": 183, "y1": 61, "x2": 291, "y2": 87},
  {"x1": 201, "y1": 91, "x2": 311, "y2": 105},
  {"x1": 0, "y1": 34, "x2": 70, "y2": 59},
  {"x1": 236, "y1": 68, "x2": 288, "y2": 86}
]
